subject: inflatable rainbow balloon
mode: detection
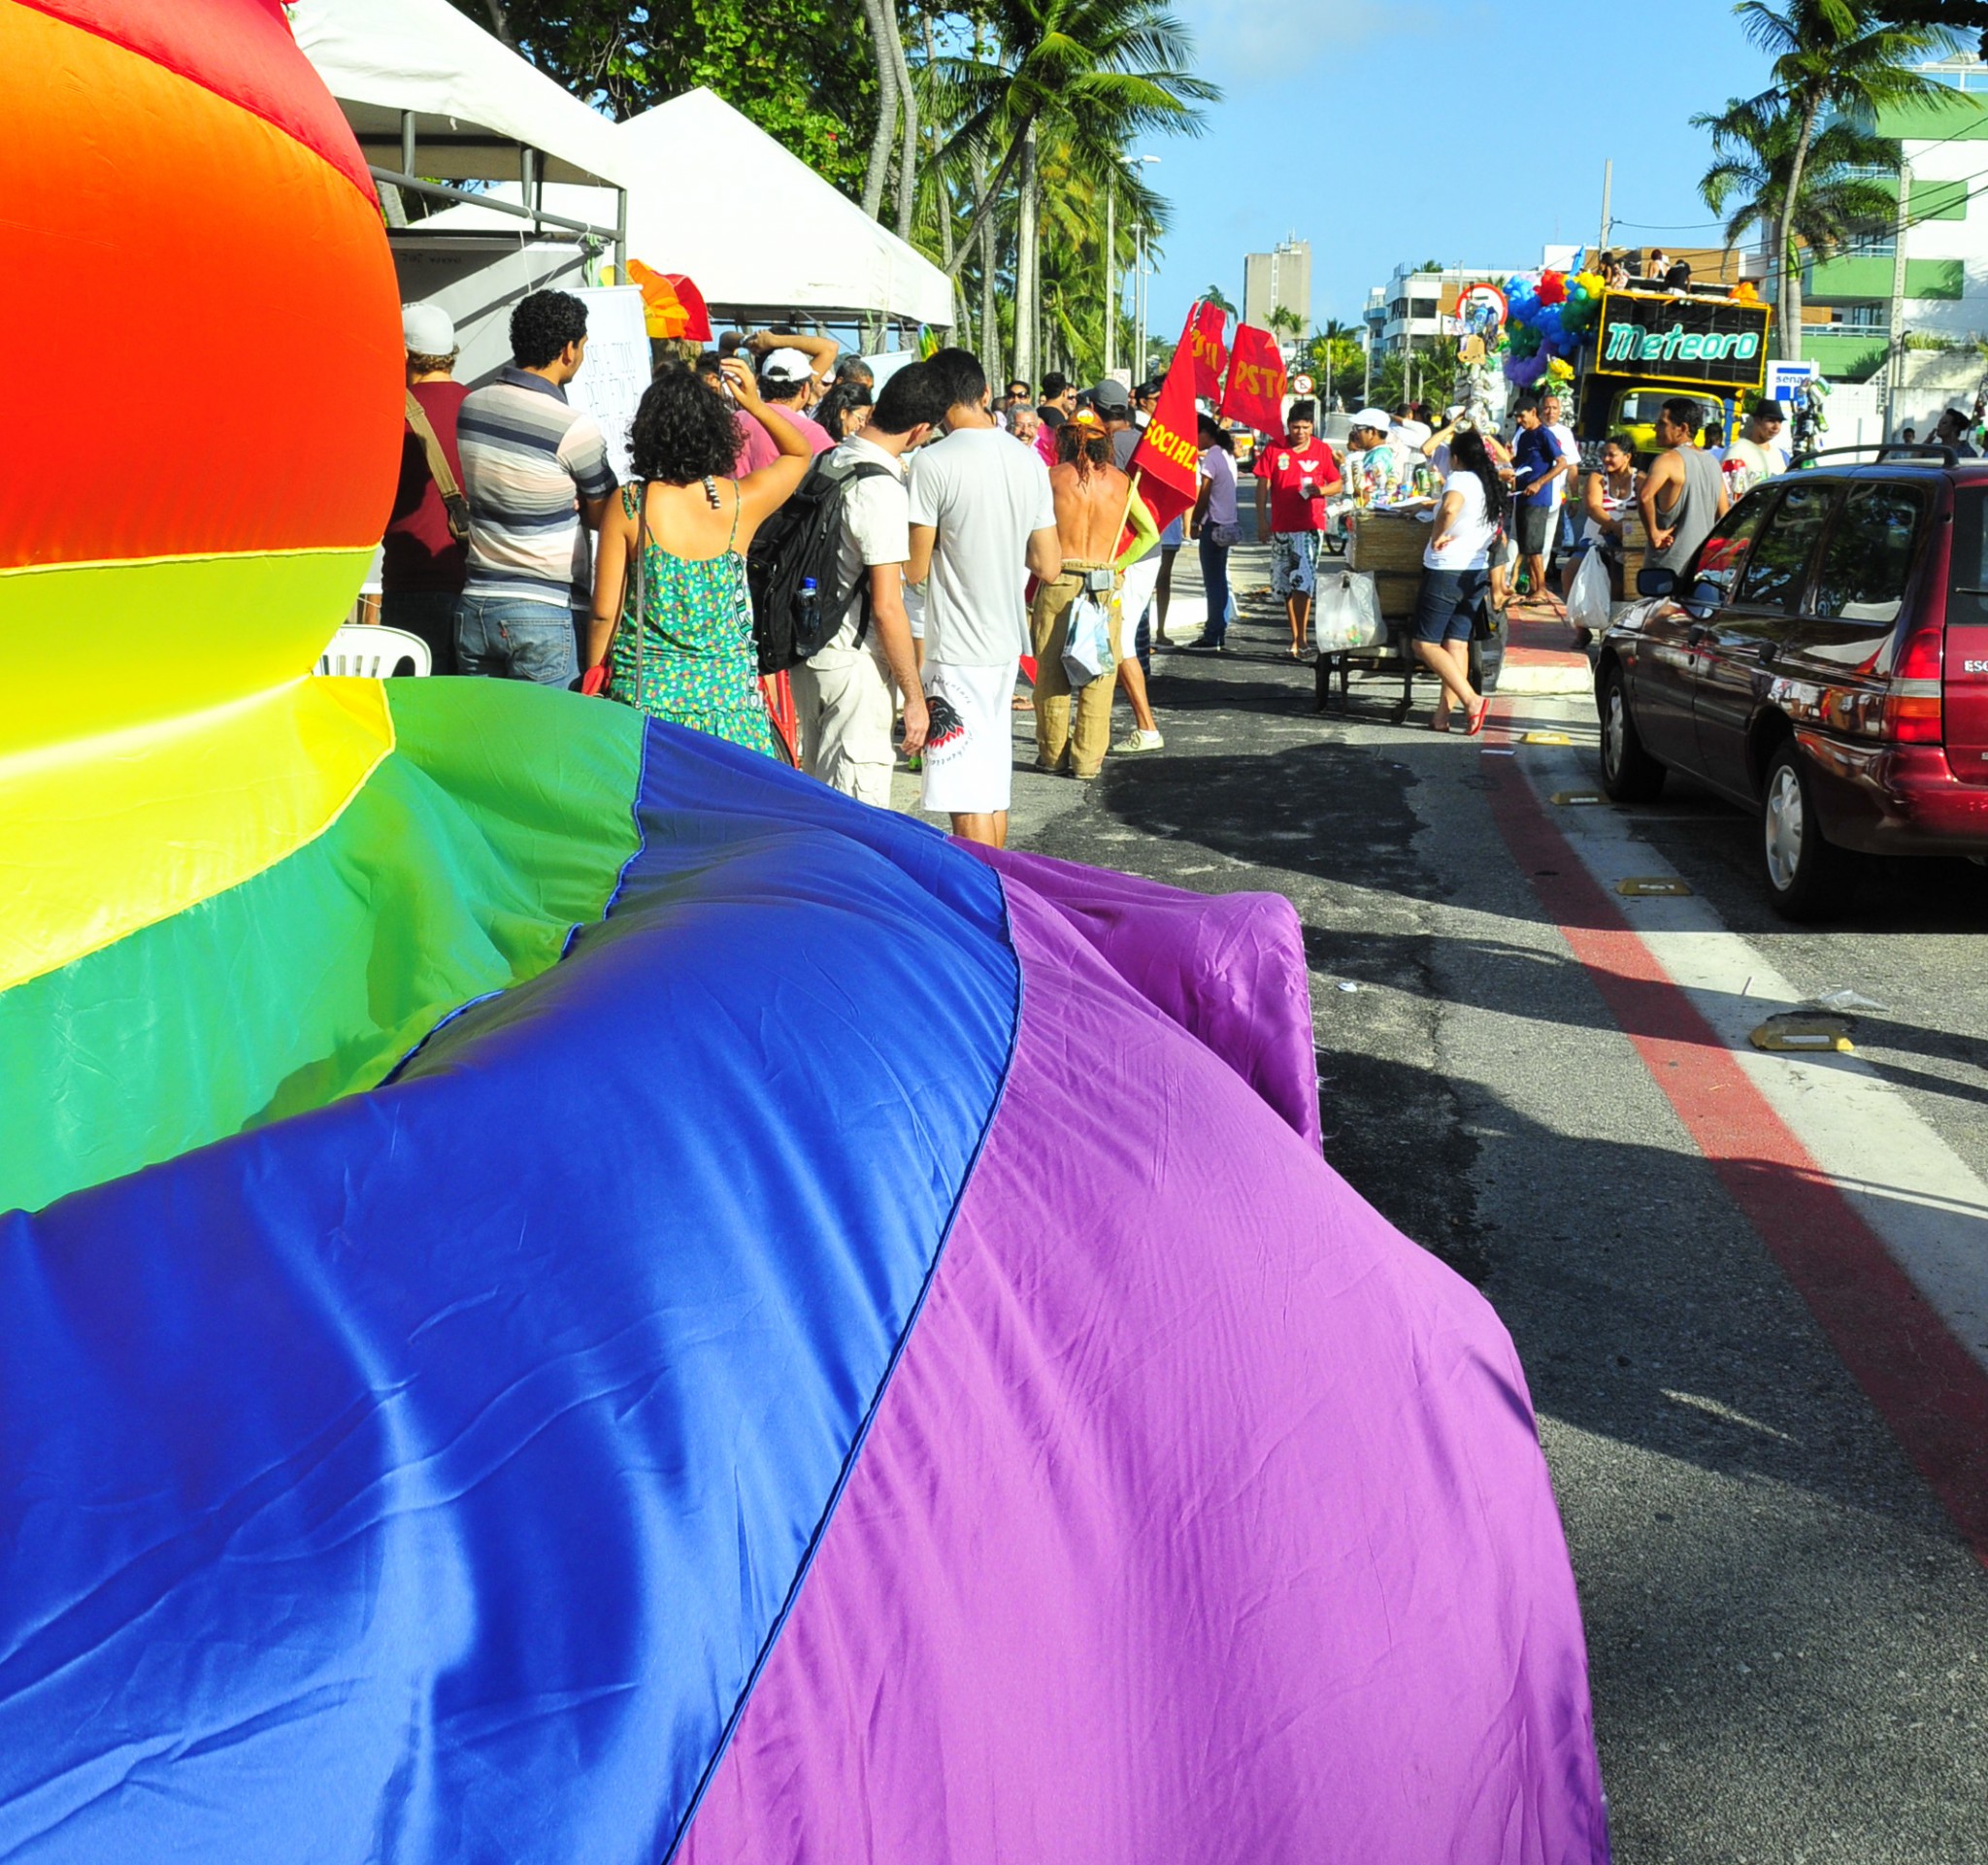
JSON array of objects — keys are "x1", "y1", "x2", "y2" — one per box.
[{"x1": 0, "y1": 5, "x2": 1610, "y2": 1859}]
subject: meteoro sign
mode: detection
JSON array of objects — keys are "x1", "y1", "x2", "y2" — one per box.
[{"x1": 1592, "y1": 291, "x2": 1772, "y2": 387}]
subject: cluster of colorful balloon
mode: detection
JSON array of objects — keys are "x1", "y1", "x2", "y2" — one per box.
[{"x1": 1500, "y1": 270, "x2": 1607, "y2": 389}]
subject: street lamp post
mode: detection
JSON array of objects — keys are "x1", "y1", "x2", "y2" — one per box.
[
  {"x1": 1132, "y1": 223, "x2": 1146, "y2": 382},
  {"x1": 1104, "y1": 182, "x2": 1115, "y2": 378},
  {"x1": 1129, "y1": 154, "x2": 1159, "y2": 381}
]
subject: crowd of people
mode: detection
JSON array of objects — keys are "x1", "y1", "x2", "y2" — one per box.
[
  {"x1": 378, "y1": 283, "x2": 1839, "y2": 790},
  {"x1": 379, "y1": 289, "x2": 1257, "y2": 849}
]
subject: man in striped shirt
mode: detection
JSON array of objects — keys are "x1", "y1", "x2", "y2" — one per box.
[{"x1": 454, "y1": 290, "x2": 616, "y2": 686}]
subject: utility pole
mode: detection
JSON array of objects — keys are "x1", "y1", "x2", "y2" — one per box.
[
  {"x1": 1598, "y1": 158, "x2": 1613, "y2": 266},
  {"x1": 1104, "y1": 181, "x2": 1115, "y2": 378},
  {"x1": 1887, "y1": 159, "x2": 1912, "y2": 440}
]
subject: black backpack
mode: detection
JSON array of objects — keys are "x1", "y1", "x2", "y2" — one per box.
[{"x1": 745, "y1": 452, "x2": 895, "y2": 674}]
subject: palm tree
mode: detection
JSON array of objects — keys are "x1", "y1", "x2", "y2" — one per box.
[
  {"x1": 1696, "y1": 101, "x2": 1900, "y2": 317},
  {"x1": 932, "y1": 0, "x2": 1215, "y2": 291},
  {"x1": 1720, "y1": 0, "x2": 1960, "y2": 359},
  {"x1": 1202, "y1": 284, "x2": 1237, "y2": 314},
  {"x1": 859, "y1": 0, "x2": 921, "y2": 244},
  {"x1": 1309, "y1": 318, "x2": 1361, "y2": 406}
]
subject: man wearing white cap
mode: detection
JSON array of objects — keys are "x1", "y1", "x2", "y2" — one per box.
[
  {"x1": 754, "y1": 348, "x2": 835, "y2": 455},
  {"x1": 381, "y1": 302, "x2": 469, "y2": 672}
]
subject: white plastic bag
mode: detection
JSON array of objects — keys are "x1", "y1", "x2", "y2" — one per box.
[
  {"x1": 1062, "y1": 591, "x2": 1112, "y2": 683},
  {"x1": 1313, "y1": 570, "x2": 1386, "y2": 653},
  {"x1": 1568, "y1": 548, "x2": 1612, "y2": 638}
]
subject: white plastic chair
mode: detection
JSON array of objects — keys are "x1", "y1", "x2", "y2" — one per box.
[{"x1": 315, "y1": 624, "x2": 432, "y2": 679}]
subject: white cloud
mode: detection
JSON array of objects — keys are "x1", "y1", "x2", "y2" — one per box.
[{"x1": 1175, "y1": 0, "x2": 1427, "y2": 83}]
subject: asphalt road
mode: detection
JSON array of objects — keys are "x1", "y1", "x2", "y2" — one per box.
[{"x1": 913, "y1": 542, "x2": 1988, "y2": 1863}]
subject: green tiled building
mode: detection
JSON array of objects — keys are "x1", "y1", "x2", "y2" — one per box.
[{"x1": 1800, "y1": 59, "x2": 1988, "y2": 381}]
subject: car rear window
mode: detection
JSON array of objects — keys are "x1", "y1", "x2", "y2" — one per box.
[
  {"x1": 1950, "y1": 486, "x2": 1988, "y2": 627},
  {"x1": 1810, "y1": 483, "x2": 1928, "y2": 625},
  {"x1": 1735, "y1": 479, "x2": 1837, "y2": 612}
]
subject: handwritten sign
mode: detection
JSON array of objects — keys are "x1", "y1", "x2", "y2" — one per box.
[{"x1": 563, "y1": 285, "x2": 652, "y2": 483}]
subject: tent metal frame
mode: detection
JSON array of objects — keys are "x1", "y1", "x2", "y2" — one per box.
[{"x1": 378, "y1": 110, "x2": 626, "y2": 272}]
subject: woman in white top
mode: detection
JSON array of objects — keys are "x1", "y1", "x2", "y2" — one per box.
[
  {"x1": 1186, "y1": 415, "x2": 1241, "y2": 650},
  {"x1": 1558, "y1": 433, "x2": 1639, "y2": 631},
  {"x1": 1411, "y1": 425, "x2": 1504, "y2": 735}
]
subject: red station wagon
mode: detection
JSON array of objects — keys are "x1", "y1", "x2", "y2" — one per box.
[{"x1": 1595, "y1": 452, "x2": 1988, "y2": 918}]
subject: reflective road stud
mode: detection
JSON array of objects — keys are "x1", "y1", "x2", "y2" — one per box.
[{"x1": 1617, "y1": 877, "x2": 1694, "y2": 897}]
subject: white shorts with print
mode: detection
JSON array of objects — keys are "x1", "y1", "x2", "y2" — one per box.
[
  {"x1": 918, "y1": 660, "x2": 1016, "y2": 816},
  {"x1": 1270, "y1": 530, "x2": 1320, "y2": 600}
]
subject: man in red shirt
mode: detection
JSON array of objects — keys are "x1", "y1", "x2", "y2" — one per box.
[
  {"x1": 381, "y1": 302, "x2": 471, "y2": 673},
  {"x1": 1252, "y1": 401, "x2": 1341, "y2": 658}
]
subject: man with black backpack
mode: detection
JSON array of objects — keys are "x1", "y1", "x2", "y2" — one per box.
[{"x1": 787, "y1": 364, "x2": 947, "y2": 806}]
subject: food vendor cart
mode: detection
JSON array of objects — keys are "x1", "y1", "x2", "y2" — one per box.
[{"x1": 1311, "y1": 506, "x2": 1505, "y2": 720}]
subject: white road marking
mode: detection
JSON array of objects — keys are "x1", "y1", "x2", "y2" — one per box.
[{"x1": 1518, "y1": 701, "x2": 1988, "y2": 1371}]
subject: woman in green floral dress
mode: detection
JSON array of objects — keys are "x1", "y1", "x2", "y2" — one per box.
[{"x1": 584, "y1": 358, "x2": 811, "y2": 753}]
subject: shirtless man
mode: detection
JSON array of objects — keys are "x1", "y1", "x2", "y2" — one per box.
[{"x1": 1029, "y1": 409, "x2": 1160, "y2": 779}]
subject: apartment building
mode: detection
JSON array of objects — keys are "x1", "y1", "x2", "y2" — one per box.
[
  {"x1": 1242, "y1": 239, "x2": 1311, "y2": 333},
  {"x1": 1362, "y1": 250, "x2": 1583, "y2": 356},
  {"x1": 1803, "y1": 52, "x2": 1988, "y2": 381}
]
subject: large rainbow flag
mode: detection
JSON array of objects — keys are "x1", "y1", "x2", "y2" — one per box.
[{"x1": 0, "y1": 3, "x2": 1609, "y2": 1857}]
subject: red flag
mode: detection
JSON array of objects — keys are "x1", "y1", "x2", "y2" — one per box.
[
  {"x1": 1187, "y1": 299, "x2": 1229, "y2": 402},
  {"x1": 1127, "y1": 320, "x2": 1203, "y2": 537},
  {"x1": 1220, "y1": 324, "x2": 1288, "y2": 437}
]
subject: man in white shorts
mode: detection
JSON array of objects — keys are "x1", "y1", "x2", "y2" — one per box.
[
  {"x1": 790, "y1": 362, "x2": 947, "y2": 806},
  {"x1": 907, "y1": 348, "x2": 1062, "y2": 848}
]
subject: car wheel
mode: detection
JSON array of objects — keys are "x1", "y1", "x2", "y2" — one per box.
[
  {"x1": 1598, "y1": 662, "x2": 1665, "y2": 802},
  {"x1": 1761, "y1": 741, "x2": 1847, "y2": 921}
]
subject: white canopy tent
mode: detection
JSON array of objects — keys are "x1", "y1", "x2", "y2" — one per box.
[
  {"x1": 290, "y1": 0, "x2": 630, "y2": 261},
  {"x1": 416, "y1": 88, "x2": 953, "y2": 330},
  {"x1": 617, "y1": 90, "x2": 951, "y2": 329}
]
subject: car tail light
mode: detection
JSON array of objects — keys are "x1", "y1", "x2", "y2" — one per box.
[{"x1": 1884, "y1": 621, "x2": 1943, "y2": 744}]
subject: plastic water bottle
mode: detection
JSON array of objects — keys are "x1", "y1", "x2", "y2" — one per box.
[{"x1": 798, "y1": 577, "x2": 819, "y2": 643}]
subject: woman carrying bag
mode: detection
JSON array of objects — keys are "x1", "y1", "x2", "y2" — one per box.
[
  {"x1": 1560, "y1": 432, "x2": 1639, "y2": 648},
  {"x1": 583, "y1": 359, "x2": 810, "y2": 754}
]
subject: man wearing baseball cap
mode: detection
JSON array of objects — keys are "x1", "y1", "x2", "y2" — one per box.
[
  {"x1": 1722, "y1": 396, "x2": 1787, "y2": 499},
  {"x1": 755, "y1": 347, "x2": 834, "y2": 456},
  {"x1": 381, "y1": 301, "x2": 469, "y2": 673}
]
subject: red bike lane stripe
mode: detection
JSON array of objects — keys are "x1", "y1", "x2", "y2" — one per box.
[{"x1": 1480, "y1": 728, "x2": 1988, "y2": 1566}]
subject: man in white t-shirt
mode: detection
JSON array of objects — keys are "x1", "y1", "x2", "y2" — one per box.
[
  {"x1": 1540, "y1": 390, "x2": 1581, "y2": 560},
  {"x1": 1721, "y1": 397, "x2": 1786, "y2": 501},
  {"x1": 791, "y1": 363, "x2": 948, "y2": 808},
  {"x1": 907, "y1": 348, "x2": 1062, "y2": 849}
]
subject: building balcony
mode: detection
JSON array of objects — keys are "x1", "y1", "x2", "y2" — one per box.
[
  {"x1": 1804, "y1": 255, "x2": 1964, "y2": 302},
  {"x1": 1802, "y1": 330, "x2": 1889, "y2": 383}
]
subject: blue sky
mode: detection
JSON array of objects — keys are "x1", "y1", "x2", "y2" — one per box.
[{"x1": 1143, "y1": 0, "x2": 1775, "y2": 336}]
